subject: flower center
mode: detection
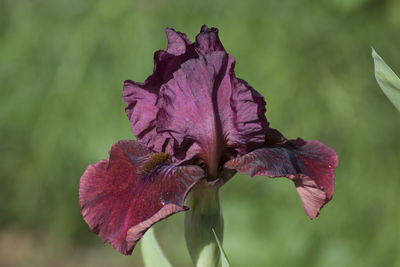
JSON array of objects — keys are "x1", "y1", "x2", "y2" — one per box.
[{"x1": 138, "y1": 152, "x2": 172, "y2": 175}]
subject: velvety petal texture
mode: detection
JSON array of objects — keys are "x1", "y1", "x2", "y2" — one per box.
[
  {"x1": 122, "y1": 29, "x2": 194, "y2": 145},
  {"x1": 80, "y1": 25, "x2": 339, "y2": 256},
  {"x1": 157, "y1": 51, "x2": 268, "y2": 174},
  {"x1": 123, "y1": 25, "x2": 269, "y2": 174},
  {"x1": 79, "y1": 140, "x2": 204, "y2": 255},
  {"x1": 224, "y1": 134, "x2": 338, "y2": 219}
]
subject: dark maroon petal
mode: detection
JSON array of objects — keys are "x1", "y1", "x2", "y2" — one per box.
[
  {"x1": 153, "y1": 50, "x2": 268, "y2": 169},
  {"x1": 166, "y1": 28, "x2": 191, "y2": 56},
  {"x1": 79, "y1": 140, "x2": 204, "y2": 255},
  {"x1": 195, "y1": 25, "x2": 225, "y2": 55},
  {"x1": 224, "y1": 77, "x2": 269, "y2": 154},
  {"x1": 123, "y1": 26, "x2": 234, "y2": 151},
  {"x1": 123, "y1": 81, "x2": 159, "y2": 144},
  {"x1": 224, "y1": 139, "x2": 338, "y2": 219},
  {"x1": 122, "y1": 28, "x2": 196, "y2": 143},
  {"x1": 155, "y1": 52, "x2": 230, "y2": 172},
  {"x1": 124, "y1": 26, "x2": 268, "y2": 172}
]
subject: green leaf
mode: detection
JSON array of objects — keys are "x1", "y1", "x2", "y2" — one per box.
[
  {"x1": 212, "y1": 228, "x2": 231, "y2": 267},
  {"x1": 372, "y1": 48, "x2": 400, "y2": 112},
  {"x1": 141, "y1": 228, "x2": 172, "y2": 267}
]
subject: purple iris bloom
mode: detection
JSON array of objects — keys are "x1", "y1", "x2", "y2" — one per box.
[{"x1": 79, "y1": 25, "x2": 338, "y2": 255}]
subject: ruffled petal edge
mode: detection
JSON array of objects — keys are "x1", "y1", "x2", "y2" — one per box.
[{"x1": 224, "y1": 137, "x2": 338, "y2": 219}]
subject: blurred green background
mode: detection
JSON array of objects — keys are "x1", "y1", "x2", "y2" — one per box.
[{"x1": 1, "y1": 0, "x2": 400, "y2": 266}]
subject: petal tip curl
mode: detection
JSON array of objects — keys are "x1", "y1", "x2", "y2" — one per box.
[
  {"x1": 165, "y1": 27, "x2": 191, "y2": 56},
  {"x1": 224, "y1": 135, "x2": 338, "y2": 219}
]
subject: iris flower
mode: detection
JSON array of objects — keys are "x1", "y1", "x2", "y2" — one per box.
[{"x1": 79, "y1": 25, "x2": 338, "y2": 256}]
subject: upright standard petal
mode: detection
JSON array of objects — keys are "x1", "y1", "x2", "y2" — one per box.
[
  {"x1": 123, "y1": 25, "x2": 270, "y2": 164},
  {"x1": 224, "y1": 77, "x2": 269, "y2": 154},
  {"x1": 154, "y1": 50, "x2": 268, "y2": 176},
  {"x1": 224, "y1": 135, "x2": 338, "y2": 219},
  {"x1": 123, "y1": 80, "x2": 159, "y2": 144},
  {"x1": 122, "y1": 26, "x2": 219, "y2": 148},
  {"x1": 166, "y1": 28, "x2": 192, "y2": 56},
  {"x1": 194, "y1": 25, "x2": 225, "y2": 55},
  {"x1": 122, "y1": 28, "x2": 195, "y2": 145},
  {"x1": 155, "y1": 52, "x2": 230, "y2": 173},
  {"x1": 79, "y1": 140, "x2": 204, "y2": 255}
]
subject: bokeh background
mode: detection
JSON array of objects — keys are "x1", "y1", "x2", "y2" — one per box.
[{"x1": 1, "y1": 0, "x2": 400, "y2": 266}]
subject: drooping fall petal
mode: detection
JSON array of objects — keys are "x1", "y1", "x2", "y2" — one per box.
[
  {"x1": 224, "y1": 138, "x2": 338, "y2": 219},
  {"x1": 79, "y1": 140, "x2": 204, "y2": 255}
]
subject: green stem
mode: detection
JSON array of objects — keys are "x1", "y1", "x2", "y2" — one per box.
[{"x1": 185, "y1": 180, "x2": 224, "y2": 267}]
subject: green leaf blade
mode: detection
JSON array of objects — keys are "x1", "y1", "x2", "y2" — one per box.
[
  {"x1": 372, "y1": 48, "x2": 400, "y2": 112},
  {"x1": 212, "y1": 228, "x2": 231, "y2": 267},
  {"x1": 141, "y1": 228, "x2": 172, "y2": 267}
]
